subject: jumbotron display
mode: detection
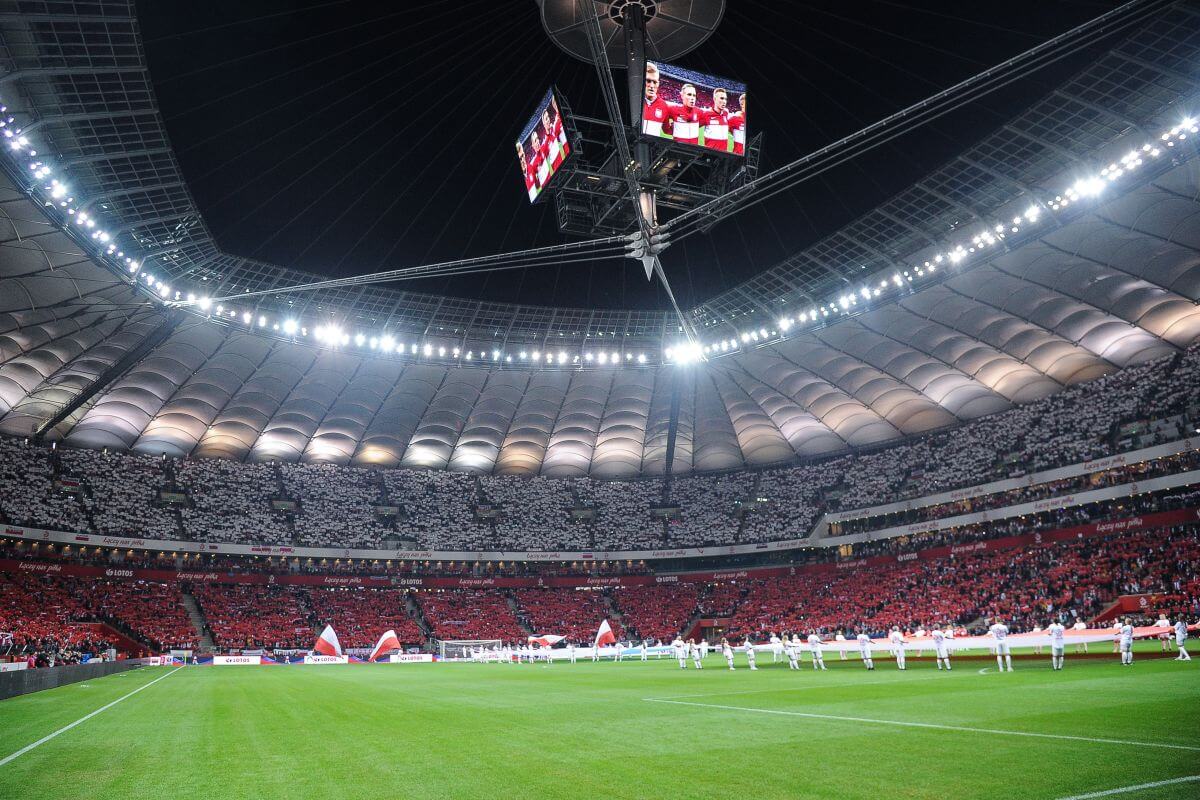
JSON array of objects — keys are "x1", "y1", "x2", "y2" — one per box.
[
  {"x1": 515, "y1": 87, "x2": 572, "y2": 202},
  {"x1": 641, "y1": 61, "x2": 747, "y2": 155}
]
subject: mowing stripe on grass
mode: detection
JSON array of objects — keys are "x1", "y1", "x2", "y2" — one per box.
[
  {"x1": 644, "y1": 698, "x2": 1200, "y2": 752},
  {"x1": 1055, "y1": 775, "x2": 1200, "y2": 798},
  {"x1": 0, "y1": 667, "x2": 182, "y2": 768}
]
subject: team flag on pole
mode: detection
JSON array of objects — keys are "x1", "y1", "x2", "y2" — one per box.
[
  {"x1": 312, "y1": 624, "x2": 343, "y2": 657},
  {"x1": 594, "y1": 619, "x2": 616, "y2": 648},
  {"x1": 528, "y1": 634, "x2": 566, "y2": 647},
  {"x1": 368, "y1": 630, "x2": 402, "y2": 662}
]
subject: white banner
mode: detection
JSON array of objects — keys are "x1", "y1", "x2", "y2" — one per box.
[
  {"x1": 212, "y1": 655, "x2": 261, "y2": 665},
  {"x1": 387, "y1": 653, "x2": 434, "y2": 663},
  {"x1": 302, "y1": 654, "x2": 349, "y2": 665},
  {"x1": 0, "y1": 661, "x2": 27, "y2": 672}
]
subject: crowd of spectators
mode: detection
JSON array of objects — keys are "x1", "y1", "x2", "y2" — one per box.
[
  {"x1": 725, "y1": 522, "x2": 1200, "y2": 639},
  {"x1": 0, "y1": 346, "x2": 1194, "y2": 555},
  {"x1": 416, "y1": 589, "x2": 524, "y2": 642},
  {"x1": 512, "y1": 588, "x2": 622, "y2": 641}
]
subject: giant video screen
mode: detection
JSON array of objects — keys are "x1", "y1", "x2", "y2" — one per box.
[
  {"x1": 640, "y1": 61, "x2": 747, "y2": 156},
  {"x1": 516, "y1": 87, "x2": 572, "y2": 203}
]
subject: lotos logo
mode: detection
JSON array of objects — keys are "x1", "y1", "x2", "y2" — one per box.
[
  {"x1": 655, "y1": 575, "x2": 679, "y2": 583},
  {"x1": 104, "y1": 568, "x2": 134, "y2": 578},
  {"x1": 395, "y1": 578, "x2": 424, "y2": 586},
  {"x1": 896, "y1": 552, "x2": 917, "y2": 562}
]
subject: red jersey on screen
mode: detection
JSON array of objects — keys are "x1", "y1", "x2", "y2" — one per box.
[
  {"x1": 702, "y1": 108, "x2": 730, "y2": 152},
  {"x1": 665, "y1": 103, "x2": 701, "y2": 145},
  {"x1": 524, "y1": 165, "x2": 538, "y2": 202},
  {"x1": 643, "y1": 96, "x2": 671, "y2": 137},
  {"x1": 540, "y1": 137, "x2": 564, "y2": 172},
  {"x1": 530, "y1": 149, "x2": 549, "y2": 188},
  {"x1": 729, "y1": 111, "x2": 746, "y2": 155}
]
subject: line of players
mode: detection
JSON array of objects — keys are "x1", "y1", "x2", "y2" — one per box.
[
  {"x1": 665, "y1": 615, "x2": 1194, "y2": 673},
  {"x1": 517, "y1": 98, "x2": 569, "y2": 202},
  {"x1": 642, "y1": 62, "x2": 746, "y2": 154}
]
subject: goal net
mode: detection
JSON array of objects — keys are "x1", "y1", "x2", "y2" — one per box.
[{"x1": 437, "y1": 639, "x2": 502, "y2": 661}]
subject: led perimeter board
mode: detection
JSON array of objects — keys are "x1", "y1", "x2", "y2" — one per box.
[
  {"x1": 516, "y1": 87, "x2": 573, "y2": 203},
  {"x1": 640, "y1": 61, "x2": 747, "y2": 156}
]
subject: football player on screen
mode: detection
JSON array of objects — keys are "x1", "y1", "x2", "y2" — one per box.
[
  {"x1": 701, "y1": 87, "x2": 731, "y2": 152},
  {"x1": 665, "y1": 83, "x2": 701, "y2": 146},
  {"x1": 643, "y1": 62, "x2": 672, "y2": 138},
  {"x1": 729, "y1": 92, "x2": 747, "y2": 155}
]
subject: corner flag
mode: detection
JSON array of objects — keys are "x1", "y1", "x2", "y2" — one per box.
[
  {"x1": 313, "y1": 624, "x2": 343, "y2": 657},
  {"x1": 594, "y1": 619, "x2": 616, "y2": 647},
  {"x1": 368, "y1": 630, "x2": 402, "y2": 662}
]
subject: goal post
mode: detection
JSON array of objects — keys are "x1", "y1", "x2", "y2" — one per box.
[{"x1": 436, "y1": 639, "x2": 502, "y2": 661}]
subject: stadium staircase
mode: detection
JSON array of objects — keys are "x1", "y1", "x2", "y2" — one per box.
[
  {"x1": 507, "y1": 593, "x2": 534, "y2": 636},
  {"x1": 406, "y1": 593, "x2": 434, "y2": 644},
  {"x1": 180, "y1": 591, "x2": 214, "y2": 652}
]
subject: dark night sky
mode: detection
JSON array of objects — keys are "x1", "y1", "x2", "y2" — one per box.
[{"x1": 137, "y1": 0, "x2": 1124, "y2": 311}]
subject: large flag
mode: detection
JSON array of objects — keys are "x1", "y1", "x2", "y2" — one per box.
[
  {"x1": 528, "y1": 634, "x2": 566, "y2": 647},
  {"x1": 312, "y1": 624, "x2": 342, "y2": 657},
  {"x1": 368, "y1": 630, "x2": 402, "y2": 662},
  {"x1": 594, "y1": 619, "x2": 616, "y2": 648}
]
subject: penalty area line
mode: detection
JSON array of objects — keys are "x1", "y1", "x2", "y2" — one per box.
[
  {"x1": 0, "y1": 666, "x2": 183, "y2": 768},
  {"x1": 643, "y1": 698, "x2": 1200, "y2": 753},
  {"x1": 1055, "y1": 775, "x2": 1200, "y2": 799}
]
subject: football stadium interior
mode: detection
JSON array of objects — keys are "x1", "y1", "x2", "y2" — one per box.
[{"x1": 0, "y1": 1, "x2": 1198, "y2": 797}]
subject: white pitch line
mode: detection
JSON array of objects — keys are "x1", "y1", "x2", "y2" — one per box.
[
  {"x1": 644, "y1": 698, "x2": 1200, "y2": 752},
  {"x1": 645, "y1": 672, "x2": 944, "y2": 701},
  {"x1": 1055, "y1": 775, "x2": 1200, "y2": 799},
  {"x1": 0, "y1": 666, "x2": 182, "y2": 768}
]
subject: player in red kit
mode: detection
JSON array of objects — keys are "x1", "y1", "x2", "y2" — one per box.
[
  {"x1": 642, "y1": 62, "x2": 672, "y2": 139},
  {"x1": 517, "y1": 143, "x2": 538, "y2": 202},
  {"x1": 541, "y1": 107, "x2": 568, "y2": 171},
  {"x1": 701, "y1": 87, "x2": 731, "y2": 152},
  {"x1": 665, "y1": 83, "x2": 701, "y2": 145},
  {"x1": 729, "y1": 92, "x2": 747, "y2": 155},
  {"x1": 529, "y1": 129, "x2": 550, "y2": 190}
]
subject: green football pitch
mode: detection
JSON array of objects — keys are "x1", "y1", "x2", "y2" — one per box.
[{"x1": 1, "y1": 650, "x2": 1196, "y2": 799}]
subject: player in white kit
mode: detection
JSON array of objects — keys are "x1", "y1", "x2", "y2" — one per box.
[
  {"x1": 1047, "y1": 620, "x2": 1066, "y2": 670},
  {"x1": 856, "y1": 632, "x2": 874, "y2": 670},
  {"x1": 700, "y1": 639, "x2": 710, "y2": 660},
  {"x1": 690, "y1": 639, "x2": 704, "y2": 670},
  {"x1": 932, "y1": 626, "x2": 951, "y2": 670},
  {"x1": 641, "y1": 639, "x2": 651, "y2": 661},
  {"x1": 721, "y1": 638, "x2": 736, "y2": 670},
  {"x1": 1155, "y1": 614, "x2": 1172, "y2": 653},
  {"x1": 1174, "y1": 618, "x2": 1191, "y2": 661},
  {"x1": 785, "y1": 635, "x2": 800, "y2": 670},
  {"x1": 769, "y1": 633, "x2": 783, "y2": 663},
  {"x1": 835, "y1": 630, "x2": 848, "y2": 660},
  {"x1": 568, "y1": 643, "x2": 577, "y2": 664},
  {"x1": 1073, "y1": 620, "x2": 1089, "y2": 653},
  {"x1": 889, "y1": 627, "x2": 906, "y2": 670},
  {"x1": 989, "y1": 619, "x2": 1013, "y2": 672},
  {"x1": 673, "y1": 636, "x2": 687, "y2": 669},
  {"x1": 807, "y1": 632, "x2": 827, "y2": 670},
  {"x1": 614, "y1": 641, "x2": 624, "y2": 662},
  {"x1": 744, "y1": 638, "x2": 757, "y2": 670},
  {"x1": 1119, "y1": 617, "x2": 1134, "y2": 665}
]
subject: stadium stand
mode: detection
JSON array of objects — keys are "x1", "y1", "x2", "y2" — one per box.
[
  {"x1": 417, "y1": 589, "x2": 525, "y2": 642},
  {"x1": 0, "y1": 342, "x2": 1195, "y2": 554},
  {"x1": 512, "y1": 588, "x2": 623, "y2": 641}
]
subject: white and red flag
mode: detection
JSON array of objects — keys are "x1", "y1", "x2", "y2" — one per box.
[
  {"x1": 312, "y1": 624, "x2": 343, "y2": 657},
  {"x1": 528, "y1": 634, "x2": 566, "y2": 647},
  {"x1": 594, "y1": 619, "x2": 616, "y2": 648},
  {"x1": 368, "y1": 629, "x2": 402, "y2": 662}
]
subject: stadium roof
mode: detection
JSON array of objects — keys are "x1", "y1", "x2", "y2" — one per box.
[{"x1": 0, "y1": 2, "x2": 1197, "y2": 475}]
